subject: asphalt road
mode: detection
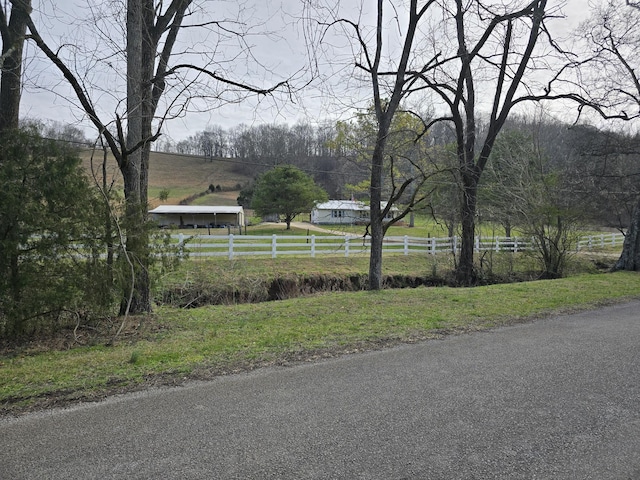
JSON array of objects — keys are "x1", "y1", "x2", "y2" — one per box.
[{"x1": 2, "y1": 302, "x2": 640, "y2": 479}]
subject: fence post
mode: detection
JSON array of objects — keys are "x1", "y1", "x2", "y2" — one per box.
[
  {"x1": 453, "y1": 236, "x2": 458, "y2": 253},
  {"x1": 514, "y1": 237, "x2": 519, "y2": 253},
  {"x1": 475, "y1": 235, "x2": 480, "y2": 252},
  {"x1": 495, "y1": 237, "x2": 500, "y2": 252},
  {"x1": 228, "y1": 234, "x2": 234, "y2": 260},
  {"x1": 345, "y1": 235, "x2": 350, "y2": 257},
  {"x1": 178, "y1": 233, "x2": 184, "y2": 258},
  {"x1": 430, "y1": 237, "x2": 436, "y2": 255},
  {"x1": 404, "y1": 235, "x2": 409, "y2": 255},
  {"x1": 311, "y1": 235, "x2": 316, "y2": 258},
  {"x1": 272, "y1": 234, "x2": 277, "y2": 258}
]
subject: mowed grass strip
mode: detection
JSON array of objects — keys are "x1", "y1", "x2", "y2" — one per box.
[{"x1": 2, "y1": 271, "x2": 639, "y2": 412}]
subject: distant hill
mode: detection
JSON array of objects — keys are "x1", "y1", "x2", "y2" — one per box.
[{"x1": 78, "y1": 150, "x2": 252, "y2": 207}]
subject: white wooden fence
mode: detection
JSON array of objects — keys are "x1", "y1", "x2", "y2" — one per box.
[{"x1": 173, "y1": 232, "x2": 624, "y2": 259}]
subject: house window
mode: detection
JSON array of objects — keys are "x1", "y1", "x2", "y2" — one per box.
[
  {"x1": 359, "y1": 211, "x2": 369, "y2": 219},
  {"x1": 331, "y1": 210, "x2": 344, "y2": 218}
]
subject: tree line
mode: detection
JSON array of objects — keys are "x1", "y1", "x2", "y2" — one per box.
[{"x1": 159, "y1": 113, "x2": 640, "y2": 237}]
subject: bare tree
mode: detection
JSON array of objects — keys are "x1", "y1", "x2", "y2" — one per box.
[
  {"x1": 415, "y1": 0, "x2": 568, "y2": 285},
  {"x1": 310, "y1": 0, "x2": 572, "y2": 287},
  {"x1": 311, "y1": 0, "x2": 439, "y2": 290},
  {"x1": 484, "y1": 121, "x2": 582, "y2": 278},
  {"x1": 24, "y1": 1, "x2": 293, "y2": 313},
  {"x1": 576, "y1": 0, "x2": 640, "y2": 271}
]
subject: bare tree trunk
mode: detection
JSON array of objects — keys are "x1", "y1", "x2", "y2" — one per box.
[
  {"x1": 0, "y1": 0, "x2": 31, "y2": 131},
  {"x1": 140, "y1": 0, "x2": 154, "y2": 205},
  {"x1": 614, "y1": 196, "x2": 640, "y2": 271},
  {"x1": 119, "y1": 159, "x2": 151, "y2": 315},
  {"x1": 1, "y1": 1, "x2": 31, "y2": 319},
  {"x1": 119, "y1": 0, "x2": 151, "y2": 315},
  {"x1": 368, "y1": 118, "x2": 390, "y2": 291},
  {"x1": 504, "y1": 221, "x2": 512, "y2": 238},
  {"x1": 101, "y1": 146, "x2": 115, "y2": 281},
  {"x1": 457, "y1": 169, "x2": 478, "y2": 285}
]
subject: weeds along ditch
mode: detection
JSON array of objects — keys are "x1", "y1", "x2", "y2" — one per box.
[
  {"x1": 157, "y1": 252, "x2": 613, "y2": 308},
  {"x1": 159, "y1": 273, "x2": 449, "y2": 307}
]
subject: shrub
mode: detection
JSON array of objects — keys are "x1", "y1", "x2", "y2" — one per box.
[{"x1": 0, "y1": 127, "x2": 115, "y2": 338}]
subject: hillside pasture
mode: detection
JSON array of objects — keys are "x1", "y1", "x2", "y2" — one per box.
[{"x1": 79, "y1": 149, "x2": 250, "y2": 207}]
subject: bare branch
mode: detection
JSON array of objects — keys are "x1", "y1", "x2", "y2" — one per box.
[
  {"x1": 24, "y1": 16, "x2": 123, "y2": 163},
  {"x1": 162, "y1": 63, "x2": 291, "y2": 96},
  {"x1": 151, "y1": 2, "x2": 189, "y2": 114}
]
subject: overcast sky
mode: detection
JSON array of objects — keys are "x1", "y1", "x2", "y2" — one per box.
[{"x1": 17, "y1": 0, "x2": 598, "y2": 143}]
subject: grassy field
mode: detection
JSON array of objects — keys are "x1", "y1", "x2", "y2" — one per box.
[
  {"x1": 2, "y1": 258, "x2": 638, "y2": 414},
  {"x1": 79, "y1": 149, "x2": 249, "y2": 207}
]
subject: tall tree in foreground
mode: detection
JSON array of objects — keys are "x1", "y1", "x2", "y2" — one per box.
[
  {"x1": 311, "y1": 0, "x2": 568, "y2": 287},
  {"x1": 0, "y1": 0, "x2": 31, "y2": 131},
  {"x1": 312, "y1": 0, "x2": 438, "y2": 290},
  {"x1": 580, "y1": 1, "x2": 640, "y2": 271},
  {"x1": 25, "y1": 1, "x2": 291, "y2": 313},
  {"x1": 418, "y1": 0, "x2": 563, "y2": 285}
]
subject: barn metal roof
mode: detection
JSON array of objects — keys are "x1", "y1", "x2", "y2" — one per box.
[{"x1": 149, "y1": 205, "x2": 244, "y2": 214}]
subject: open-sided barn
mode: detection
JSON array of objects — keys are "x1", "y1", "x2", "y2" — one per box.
[{"x1": 149, "y1": 205, "x2": 244, "y2": 228}]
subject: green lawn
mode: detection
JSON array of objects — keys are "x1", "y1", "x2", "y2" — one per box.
[{"x1": 2, "y1": 270, "x2": 639, "y2": 414}]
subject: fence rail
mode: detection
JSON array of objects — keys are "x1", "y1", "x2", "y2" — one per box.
[{"x1": 172, "y1": 232, "x2": 625, "y2": 259}]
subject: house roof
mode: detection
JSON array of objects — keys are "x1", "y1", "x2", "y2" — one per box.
[
  {"x1": 313, "y1": 200, "x2": 398, "y2": 211},
  {"x1": 149, "y1": 205, "x2": 244, "y2": 214}
]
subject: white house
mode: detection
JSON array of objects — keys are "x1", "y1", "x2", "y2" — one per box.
[
  {"x1": 311, "y1": 200, "x2": 398, "y2": 225},
  {"x1": 149, "y1": 205, "x2": 245, "y2": 228}
]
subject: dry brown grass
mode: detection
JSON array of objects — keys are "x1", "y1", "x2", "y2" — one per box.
[{"x1": 79, "y1": 149, "x2": 251, "y2": 206}]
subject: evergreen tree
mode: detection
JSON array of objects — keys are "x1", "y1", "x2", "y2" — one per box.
[
  {"x1": 251, "y1": 165, "x2": 328, "y2": 229},
  {"x1": 0, "y1": 127, "x2": 113, "y2": 338}
]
